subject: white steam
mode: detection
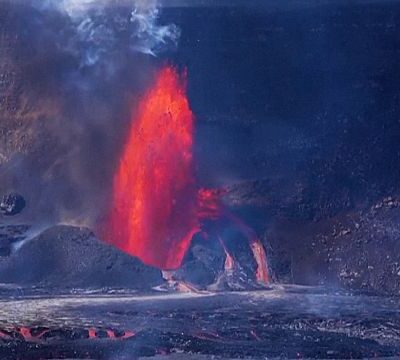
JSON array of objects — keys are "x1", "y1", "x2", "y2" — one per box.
[
  {"x1": 34, "y1": 0, "x2": 180, "y2": 65},
  {"x1": 130, "y1": 7, "x2": 180, "y2": 56}
]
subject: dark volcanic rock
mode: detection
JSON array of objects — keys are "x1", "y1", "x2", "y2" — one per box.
[
  {"x1": 267, "y1": 195, "x2": 400, "y2": 295},
  {"x1": 0, "y1": 236, "x2": 10, "y2": 256},
  {"x1": 174, "y1": 233, "x2": 225, "y2": 288},
  {"x1": 0, "y1": 225, "x2": 163, "y2": 289},
  {"x1": 0, "y1": 224, "x2": 32, "y2": 257},
  {"x1": 173, "y1": 231, "x2": 264, "y2": 291},
  {"x1": 0, "y1": 193, "x2": 25, "y2": 216}
]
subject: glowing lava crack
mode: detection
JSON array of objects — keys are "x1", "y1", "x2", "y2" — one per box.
[{"x1": 103, "y1": 65, "x2": 269, "y2": 284}]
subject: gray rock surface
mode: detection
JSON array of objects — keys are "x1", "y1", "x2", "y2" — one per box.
[
  {"x1": 266, "y1": 195, "x2": 400, "y2": 295},
  {"x1": 0, "y1": 225, "x2": 164, "y2": 289},
  {"x1": 0, "y1": 193, "x2": 25, "y2": 216}
]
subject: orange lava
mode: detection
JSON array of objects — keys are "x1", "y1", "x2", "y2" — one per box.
[
  {"x1": 106, "y1": 330, "x2": 116, "y2": 339},
  {"x1": 0, "y1": 330, "x2": 11, "y2": 340},
  {"x1": 104, "y1": 66, "x2": 199, "y2": 269},
  {"x1": 103, "y1": 65, "x2": 270, "y2": 283},
  {"x1": 250, "y1": 240, "x2": 270, "y2": 285},
  {"x1": 18, "y1": 327, "x2": 48, "y2": 342},
  {"x1": 203, "y1": 194, "x2": 270, "y2": 285},
  {"x1": 197, "y1": 188, "x2": 225, "y2": 220},
  {"x1": 226, "y1": 212, "x2": 270, "y2": 285},
  {"x1": 88, "y1": 328, "x2": 97, "y2": 339},
  {"x1": 224, "y1": 249, "x2": 235, "y2": 272}
]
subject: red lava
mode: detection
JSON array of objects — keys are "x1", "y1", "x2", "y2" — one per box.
[{"x1": 103, "y1": 65, "x2": 269, "y2": 284}]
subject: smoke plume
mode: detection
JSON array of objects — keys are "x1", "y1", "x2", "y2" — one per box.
[{"x1": 0, "y1": 0, "x2": 180, "y2": 225}]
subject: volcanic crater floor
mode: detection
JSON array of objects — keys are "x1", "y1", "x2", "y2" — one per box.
[{"x1": 0, "y1": 285, "x2": 399, "y2": 359}]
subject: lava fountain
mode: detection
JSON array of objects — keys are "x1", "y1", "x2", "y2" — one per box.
[
  {"x1": 103, "y1": 65, "x2": 269, "y2": 284},
  {"x1": 103, "y1": 66, "x2": 199, "y2": 269}
]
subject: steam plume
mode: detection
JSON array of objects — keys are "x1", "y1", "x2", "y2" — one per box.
[{"x1": 34, "y1": 0, "x2": 180, "y2": 65}]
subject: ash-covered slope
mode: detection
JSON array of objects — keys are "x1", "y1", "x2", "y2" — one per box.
[
  {"x1": 263, "y1": 195, "x2": 400, "y2": 295},
  {"x1": 0, "y1": 225, "x2": 163, "y2": 289}
]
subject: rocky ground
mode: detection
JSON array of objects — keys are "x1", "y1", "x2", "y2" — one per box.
[
  {"x1": 0, "y1": 286, "x2": 399, "y2": 359},
  {"x1": 266, "y1": 195, "x2": 400, "y2": 295},
  {"x1": 0, "y1": 222, "x2": 267, "y2": 292},
  {"x1": 225, "y1": 181, "x2": 400, "y2": 296},
  {"x1": 2, "y1": 190, "x2": 399, "y2": 296},
  {"x1": 0, "y1": 225, "x2": 163, "y2": 289}
]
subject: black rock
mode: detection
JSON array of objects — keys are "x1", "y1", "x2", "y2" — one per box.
[
  {"x1": 0, "y1": 193, "x2": 26, "y2": 216},
  {"x1": 0, "y1": 236, "x2": 11, "y2": 257},
  {"x1": 174, "y1": 233, "x2": 225, "y2": 288},
  {"x1": 173, "y1": 229, "x2": 264, "y2": 291}
]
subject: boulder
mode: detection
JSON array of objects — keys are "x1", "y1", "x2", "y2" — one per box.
[{"x1": 0, "y1": 193, "x2": 26, "y2": 216}]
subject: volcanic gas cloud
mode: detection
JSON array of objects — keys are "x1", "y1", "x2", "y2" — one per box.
[{"x1": 103, "y1": 65, "x2": 269, "y2": 284}]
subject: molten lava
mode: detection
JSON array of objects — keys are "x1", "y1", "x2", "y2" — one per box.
[
  {"x1": 200, "y1": 189, "x2": 270, "y2": 285},
  {"x1": 104, "y1": 66, "x2": 199, "y2": 269},
  {"x1": 104, "y1": 65, "x2": 269, "y2": 284}
]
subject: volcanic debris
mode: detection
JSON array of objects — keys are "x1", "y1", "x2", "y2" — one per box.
[
  {"x1": 0, "y1": 225, "x2": 164, "y2": 289},
  {"x1": 0, "y1": 193, "x2": 25, "y2": 216}
]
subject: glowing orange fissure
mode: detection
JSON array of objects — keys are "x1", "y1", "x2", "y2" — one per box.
[
  {"x1": 103, "y1": 65, "x2": 269, "y2": 283},
  {"x1": 0, "y1": 327, "x2": 135, "y2": 342}
]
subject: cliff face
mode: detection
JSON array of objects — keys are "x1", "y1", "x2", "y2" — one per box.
[
  {"x1": 1, "y1": 2, "x2": 400, "y2": 294},
  {"x1": 0, "y1": 4, "x2": 33, "y2": 164},
  {"x1": 1, "y1": 5, "x2": 56, "y2": 145},
  {"x1": 0, "y1": 3, "x2": 63, "y2": 210}
]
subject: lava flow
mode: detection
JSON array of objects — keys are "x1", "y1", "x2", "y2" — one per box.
[
  {"x1": 198, "y1": 188, "x2": 270, "y2": 285},
  {"x1": 103, "y1": 65, "x2": 269, "y2": 284}
]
